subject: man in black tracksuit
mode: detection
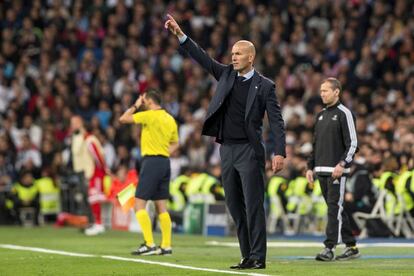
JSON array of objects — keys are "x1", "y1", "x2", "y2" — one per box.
[{"x1": 306, "y1": 78, "x2": 360, "y2": 261}]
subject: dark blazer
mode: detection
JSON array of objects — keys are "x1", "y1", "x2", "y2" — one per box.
[{"x1": 180, "y1": 37, "x2": 286, "y2": 160}]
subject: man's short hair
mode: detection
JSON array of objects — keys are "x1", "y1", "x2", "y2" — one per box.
[
  {"x1": 323, "y1": 77, "x2": 342, "y2": 93},
  {"x1": 145, "y1": 89, "x2": 162, "y2": 105}
]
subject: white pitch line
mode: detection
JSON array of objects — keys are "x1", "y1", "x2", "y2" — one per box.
[
  {"x1": 359, "y1": 243, "x2": 414, "y2": 248},
  {"x1": 0, "y1": 244, "x2": 274, "y2": 276},
  {"x1": 102, "y1": 255, "x2": 273, "y2": 276},
  {"x1": 0, "y1": 244, "x2": 95, "y2": 257},
  {"x1": 206, "y1": 241, "x2": 414, "y2": 248}
]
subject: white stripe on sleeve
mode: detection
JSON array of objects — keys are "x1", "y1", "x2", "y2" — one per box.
[{"x1": 338, "y1": 104, "x2": 357, "y2": 163}]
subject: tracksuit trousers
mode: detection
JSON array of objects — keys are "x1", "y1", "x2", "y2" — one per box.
[{"x1": 318, "y1": 175, "x2": 356, "y2": 249}]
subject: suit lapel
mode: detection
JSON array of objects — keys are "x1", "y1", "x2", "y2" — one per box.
[
  {"x1": 205, "y1": 70, "x2": 237, "y2": 120},
  {"x1": 226, "y1": 71, "x2": 238, "y2": 97},
  {"x1": 216, "y1": 70, "x2": 237, "y2": 103},
  {"x1": 245, "y1": 71, "x2": 260, "y2": 120}
]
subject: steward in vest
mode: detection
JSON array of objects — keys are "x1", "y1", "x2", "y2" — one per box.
[
  {"x1": 380, "y1": 171, "x2": 401, "y2": 216},
  {"x1": 266, "y1": 175, "x2": 289, "y2": 234},
  {"x1": 267, "y1": 175, "x2": 288, "y2": 217},
  {"x1": 186, "y1": 172, "x2": 222, "y2": 203},
  {"x1": 11, "y1": 170, "x2": 40, "y2": 225},
  {"x1": 169, "y1": 173, "x2": 190, "y2": 212},
  {"x1": 206, "y1": 164, "x2": 225, "y2": 201},
  {"x1": 310, "y1": 179, "x2": 328, "y2": 233},
  {"x1": 35, "y1": 176, "x2": 60, "y2": 221},
  {"x1": 396, "y1": 168, "x2": 414, "y2": 216},
  {"x1": 286, "y1": 176, "x2": 313, "y2": 215}
]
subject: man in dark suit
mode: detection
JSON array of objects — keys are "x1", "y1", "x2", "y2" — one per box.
[{"x1": 165, "y1": 14, "x2": 286, "y2": 269}]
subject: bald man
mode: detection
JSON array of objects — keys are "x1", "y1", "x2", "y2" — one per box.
[{"x1": 166, "y1": 15, "x2": 286, "y2": 269}]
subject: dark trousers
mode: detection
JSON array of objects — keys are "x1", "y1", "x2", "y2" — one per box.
[
  {"x1": 220, "y1": 143, "x2": 266, "y2": 261},
  {"x1": 318, "y1": 175, "x2": 356, "y2": 249}
]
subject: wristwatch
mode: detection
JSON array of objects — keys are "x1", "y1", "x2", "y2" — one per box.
[{"x1": 338, "y1": 160, "x2": 346, "y2": 167}]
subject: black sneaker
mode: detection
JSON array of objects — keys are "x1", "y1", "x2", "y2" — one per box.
[
  {"x1": 335, "y1": 247, "x2": 360, "y2": 261},
  {"x1": 156, "y1": 247, "x2": 172, "y2": 255},
  {"x1": 131, "y1": 243, "x2": 157, "y2": 256},
  {"x1": 315, "y1": 248, "x2": 335, "y2": 261}
]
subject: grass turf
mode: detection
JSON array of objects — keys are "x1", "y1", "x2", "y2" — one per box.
[{"x1": 0, "y1": 226, "x2": 413, "y2": 275}]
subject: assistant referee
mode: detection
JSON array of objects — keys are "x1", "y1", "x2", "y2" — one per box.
[
  {"x1": 119, "y1": 89, "x2": 179, "y2": 256},
  {"x1": 306, "y1": 78, "x2": 360, "y2": 262}
]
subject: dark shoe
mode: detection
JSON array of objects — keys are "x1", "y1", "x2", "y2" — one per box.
[
  {"x1": 335, "y1": 247, "x2": 360, "y2": 261},
  {"x1": 240, "y1": 259, "x2": 266, "y2": 269},
  {"x1": 230, "y1": 257, "x2": 249, "y2": 269},
  {"x1": 156, "y1": 247, "x2": 172, "y2": 255},
  {"x1": 315, "y1": 248, "x2": 335, "y2": 261},
  {"x1": 131, "y1": 243, "x2": 157, "y2": 256}
]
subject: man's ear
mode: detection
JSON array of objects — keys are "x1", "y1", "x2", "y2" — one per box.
[{"x1": 249, "y1": 54, "x2": 254, "y2": 63}]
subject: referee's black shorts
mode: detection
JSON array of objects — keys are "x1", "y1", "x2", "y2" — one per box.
[{"x1": 135, "y1": 155, "x2": 170, "y2": 200}]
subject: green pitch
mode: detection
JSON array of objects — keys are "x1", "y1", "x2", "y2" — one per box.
[{"x1": 0, "y1": 226, "x2": 413, "y2": 275}]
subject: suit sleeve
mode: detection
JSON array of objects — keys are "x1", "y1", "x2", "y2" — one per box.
[
  {"x1": 266, "y1": 83, "x2": 286, "y2": 157},
  {"x1": 340, "y1": 111, "x2": 358, "y2": 167},
  {"x1": 307, "y1": 121, "x2": 316, "y2": 170},
  {"x1": 180, "y1": 37, "x2": 227, "y2": 81}
]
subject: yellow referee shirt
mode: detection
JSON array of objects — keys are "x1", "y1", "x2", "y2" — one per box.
[{"x1": 132, "y1": 109, "x2": 178, "y2": 157}]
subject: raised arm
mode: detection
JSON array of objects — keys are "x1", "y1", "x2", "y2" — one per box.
[
  {"x1": 164, "y1": 14, "x2": 227, "y2": 80},
  {"x1": 164, "y1": 14, "x2": 185, "y2": 39},
  {"x1": 119, "y1": 95, "x2": 144, "y2": 124}
]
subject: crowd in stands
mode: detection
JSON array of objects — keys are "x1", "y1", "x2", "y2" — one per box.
[{"x1": 1, "y1": 0, "x2": 414, "y2": 231}]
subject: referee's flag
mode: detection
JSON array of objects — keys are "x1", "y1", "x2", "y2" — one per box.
[{"x1": 117, "y1": 183, "x2": 135, "y2": 212}]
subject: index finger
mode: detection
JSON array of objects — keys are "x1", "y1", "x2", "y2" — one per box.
[{"x1": 166, "y1": 14, "x2": 174, "y2": 21}]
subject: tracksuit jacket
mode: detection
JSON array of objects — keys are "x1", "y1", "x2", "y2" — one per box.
[{"x1": 307, "y1": 101, "x2": 358, "y2": 175}]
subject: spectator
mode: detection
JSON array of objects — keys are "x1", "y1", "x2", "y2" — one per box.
[{"x1": 15, "y1": 134, "x2": 41, "y2": 173}]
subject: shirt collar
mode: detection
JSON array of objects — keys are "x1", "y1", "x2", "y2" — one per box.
[{"x1": 238, "y1": 68, "x2": 255, "y2": 80}]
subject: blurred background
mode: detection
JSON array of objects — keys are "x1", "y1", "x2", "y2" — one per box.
[{"x1": 0, "y1": 0, "x2": 413, "y2": 239}]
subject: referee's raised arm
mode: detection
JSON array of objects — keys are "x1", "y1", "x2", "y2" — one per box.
[{"x1": 119, "y1": 95, "x2": 144, "y2": 124}]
